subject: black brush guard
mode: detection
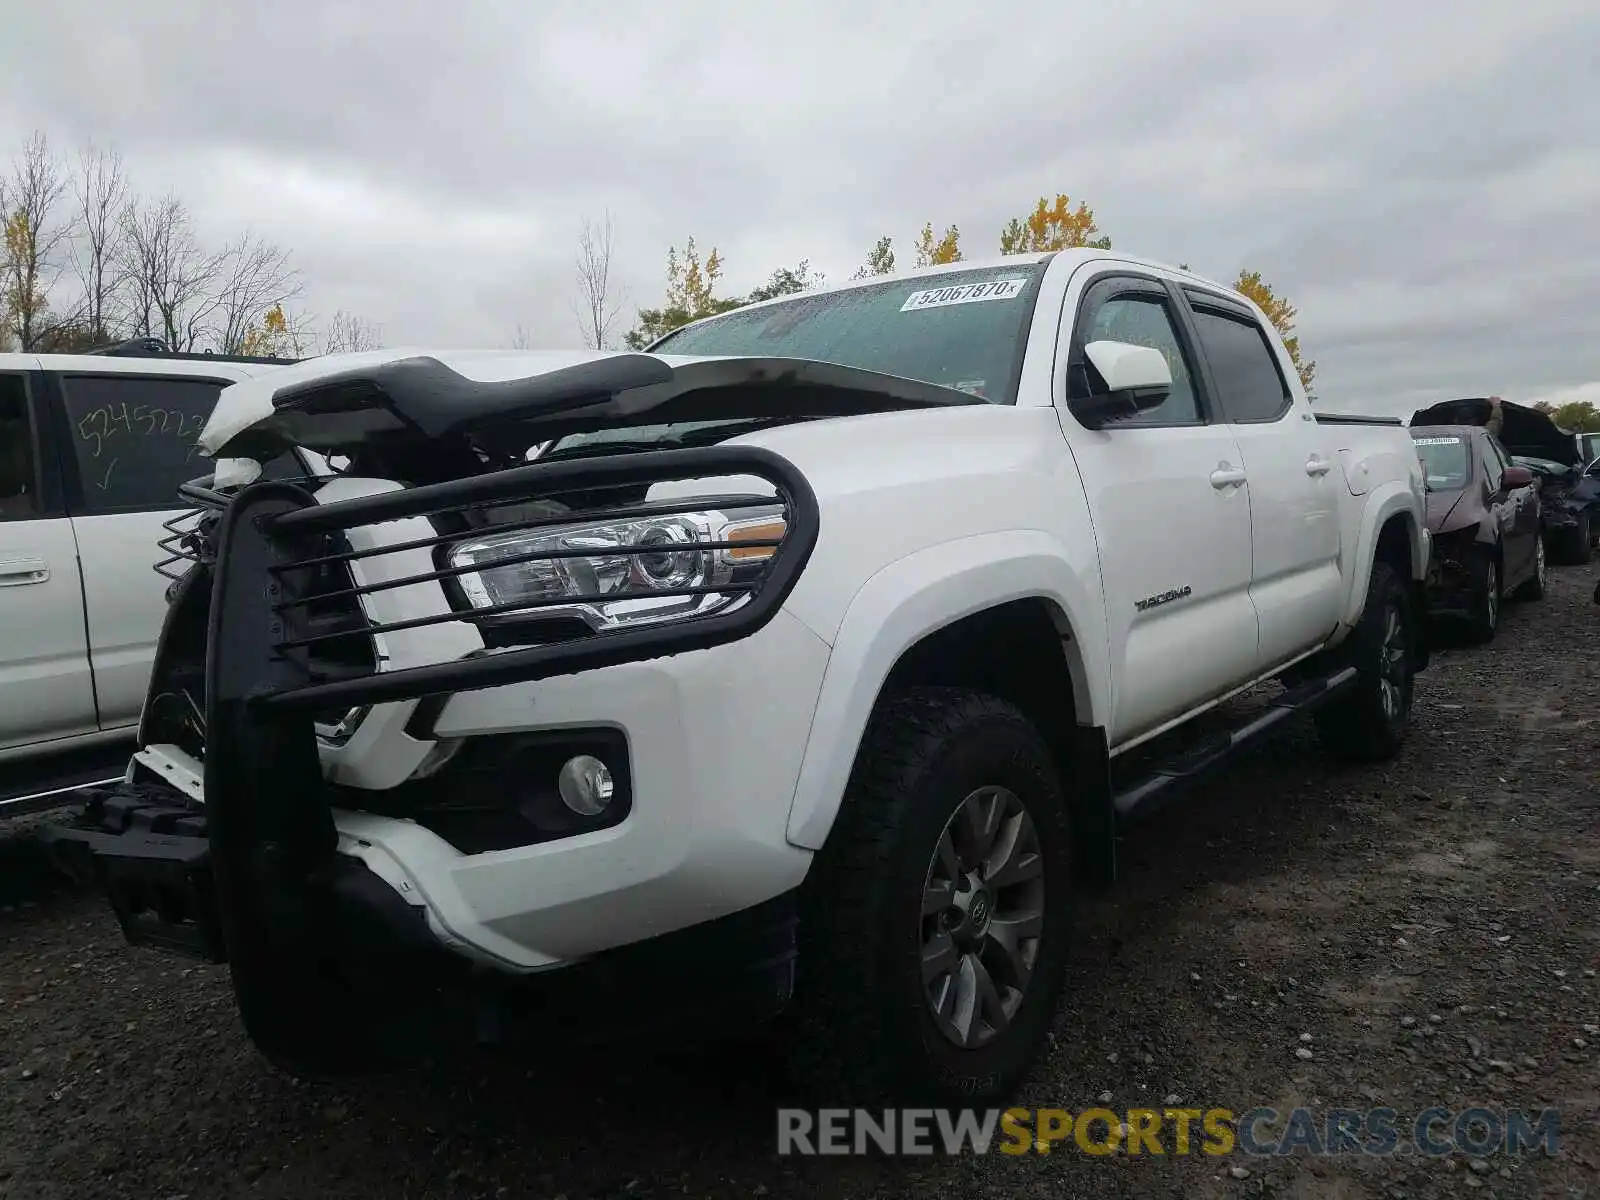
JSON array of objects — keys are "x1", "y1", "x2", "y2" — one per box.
[{"x1": 46, "y1": 445, "x2": 819, "y2": 1075}]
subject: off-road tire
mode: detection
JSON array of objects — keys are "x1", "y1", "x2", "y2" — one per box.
[
  {"x1": 1315, "y1": 561, "x2": 1415, "y2": 763},
  {"x1": 1465, "y1": 549, "x2": 1501, "y2": 643},
  {"x1": 785, "y1": 687, "x2": 1075, "y2": 1108}
]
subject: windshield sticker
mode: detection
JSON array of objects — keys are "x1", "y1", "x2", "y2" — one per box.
[
  {"x1": 900, "y1": 278, "x2": 1026, "y2": 312},
  {"x1": 1412, "y1": 437, "x2": 1462, "y2": 446},
  {"x1": 953, "y1": 380, "x2": 988, "y2": 397}
]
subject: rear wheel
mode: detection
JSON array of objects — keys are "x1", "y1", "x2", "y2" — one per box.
[
  {"x1": 1512, "y1": 532, "x2": 1547, "y2": 601},
  {"x1": 1315, "y1": 561, "x2": 1414, "y2": 763},
  {"x1": 786, "y1": 687, "x2": 1075, "y2": 1107}
]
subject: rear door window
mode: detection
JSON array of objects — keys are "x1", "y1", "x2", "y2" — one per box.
[
  {"x1": 57, "y1": 375, "x2": 226, "y2": 512},
  {"x1": 1187, "y1": 305, "x2": 1293, "y2": 423}
]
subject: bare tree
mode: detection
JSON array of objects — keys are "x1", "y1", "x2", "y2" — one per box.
[
  {"x1": 117, "y1": 194, "x2": 224, "y2": 351},
  {"x1": 321, "y1": 309, "x2": 383, "y2": 354},
  {"x1": 2, "y1": 132, "x2": 77, "y2": 350},
  {"x1": 508, "y1": 322, "x2": 534, "y2": 350},
  {"x1": 571, "y1": 211, "x2": 624, "y2": 350},
  {"x1": 211, "y1": 231, "x2": 302, "y2": 353},
  {"x1": 72, "y1": 142, "x2": 128, "y2": 344}
]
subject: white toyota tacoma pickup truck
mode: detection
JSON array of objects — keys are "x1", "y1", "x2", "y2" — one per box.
[{"x1": 46, "y1": 250, "x2": 1431, "y2": 1107}]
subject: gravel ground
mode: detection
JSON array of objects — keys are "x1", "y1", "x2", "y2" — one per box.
[{"x1": 2, "y1": 561, "x2": 1597, "y2": 1200}]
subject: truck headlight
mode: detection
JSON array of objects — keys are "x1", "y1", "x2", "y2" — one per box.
[{"x1": 445, "y1": 507, "x2": 788, "y2": 631}]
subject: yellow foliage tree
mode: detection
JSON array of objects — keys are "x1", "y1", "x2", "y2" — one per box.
[
  {"x1": 913, "y1": 222, "x2": 962, "y2": 267},
  {"x1": 850, "y1": 235, "x2": 895, "y2": 279},
  {"x1": 1234, "y1": 270, "x2": 1316, "y2": 396},
  {"x1": 238, "y1": 303, "x2": 308, "y2": 358},
  {"x1": 999, "y1": 194, "x2": 1112, "y2": 254},
  {"x1": 624, "y1": 236, "x2": 745, "y2": 348},
  {"x1": 2, "y1": 210, "x2": 50, "y2": 349}
]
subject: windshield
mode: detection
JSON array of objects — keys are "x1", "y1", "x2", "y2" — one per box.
[
  {"x1": 1413, "y1": 435, "x2": 1471, "y2": 490},
  {"x1": 545, "y1": 263, "x2": 1049, "y2": 457},
  {"x1": 654, "y1": 263, "x2": 1047, "y2": 404}
]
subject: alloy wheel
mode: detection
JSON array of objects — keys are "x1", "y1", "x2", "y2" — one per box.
[
  {"x1": 1377, "y1": 600, "x2": 1408, "y2": 723},
  {"x1": 920, "y1": 786, "x2": 1046, "y2": 1049}
]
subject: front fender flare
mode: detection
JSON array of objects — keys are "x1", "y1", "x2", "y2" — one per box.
[{"x1": 783, "y1": 529, "x2": 1108, "y2": 850}]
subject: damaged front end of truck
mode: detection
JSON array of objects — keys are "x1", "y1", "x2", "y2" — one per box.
[{"x1": 41, "y1": 351, "x2": 974, "y2": 1077}]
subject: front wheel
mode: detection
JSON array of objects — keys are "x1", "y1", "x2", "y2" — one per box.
[
  {"x1": 1315, "y1": 561, "x2": 1415, "y2": 763},
  {"x1": 1466, "y1": 551, "x2": 1501, "y2": 643},
  {"x1": 786, "y1": 687, "x2": 1075, "y2": 1107}
]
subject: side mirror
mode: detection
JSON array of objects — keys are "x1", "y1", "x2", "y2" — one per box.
[
  {"x1": 1068, "y1": 340, "x2": 1173, "y2": 429},
  {"x1": 1501, "y1": 465, "x2": 1534, "y2": 489}
]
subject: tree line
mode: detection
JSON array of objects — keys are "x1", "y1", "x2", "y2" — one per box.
[
  {"x1": 1531, "y1": 400, "x2": 1600, "y2": 433},
  {"x1": 0, "y1": 131, "x2": 381, "y2": 358},
  {"x1": 620, "y1": 193, "x2": 1319, "y2": 396}
]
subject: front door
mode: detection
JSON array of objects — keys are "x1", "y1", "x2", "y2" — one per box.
[{"x1": 1055, "y1": 269, "x2": 1259, "y2": 747}]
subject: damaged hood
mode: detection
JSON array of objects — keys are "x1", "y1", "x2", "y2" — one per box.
[
  {"x1": 1410, "y1": 397, "x2": 1581, "y2": 467},
  {"x1": 197, "y1": 348, "x2": 983, "y2": 463},
  {"x1": 1424, "y1": 486, "x2": 1474, "y2": 533}
]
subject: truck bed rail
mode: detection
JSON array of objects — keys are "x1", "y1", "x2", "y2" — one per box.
[{"x1": 1313, "y1": 412, "x2": 1404, "y2": 426}]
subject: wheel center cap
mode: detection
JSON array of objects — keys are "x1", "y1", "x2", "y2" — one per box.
[{"x1": 965, "y1": 888, "x2": 993, "y2": 936}]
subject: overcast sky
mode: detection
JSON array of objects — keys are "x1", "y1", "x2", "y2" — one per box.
[{"x1": 3, "y1": 0, "x2": 1596, "y2": 417}]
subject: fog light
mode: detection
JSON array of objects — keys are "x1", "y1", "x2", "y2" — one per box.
[{"x1": 557, "y1": 755, "x2": 615, "y2": 817}]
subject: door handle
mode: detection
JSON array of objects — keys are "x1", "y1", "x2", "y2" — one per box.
[
  {"x1": 1306, "y1": 455, "x2": 1332, "y2": 477},
  {"x1": 0, "y1": 557, "x2": 49, "y2": 586},
  {"x1": 1210, "y1": 465, "x2": 1247, "y2": 489}
]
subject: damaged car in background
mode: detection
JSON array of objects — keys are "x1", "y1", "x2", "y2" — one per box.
[
  {"x1": 1409, "y1": 419, "x2": 1544, "y2": 643},
  {"x1": 1412, "y1": 397, "x2": 1599, "y2": 565}
]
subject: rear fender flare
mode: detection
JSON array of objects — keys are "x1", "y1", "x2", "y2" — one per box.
[{"x1": 1341, "y1": 485, "x2": 1428, "y2": 629}]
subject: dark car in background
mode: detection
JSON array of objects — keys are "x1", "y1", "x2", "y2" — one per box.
[
  {"x1": 1410, "y1": 422, "x2": 1544, "y2": 642},
  {"x1": 1413, "y1": 397, "x2": 1600, "y2": 564},
  {"x1": 1509, "y1": 453, "x2": 1600, "y2": 564}
]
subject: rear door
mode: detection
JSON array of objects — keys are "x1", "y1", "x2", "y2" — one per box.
[
  {"x1": 1485, "y1": 432, "x2": 1538, "y2": 583},
  {"x1": 47, "y1": 371, "x2": 238, "y2": 731},
  {"x1": 1177, "y1": 288, "x2": 1342, "y2": 672},
  {"x1": 0, "y1": 364, "x2": 98, "y2": 750}
]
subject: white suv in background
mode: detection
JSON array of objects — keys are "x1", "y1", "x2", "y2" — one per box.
[{"x1": 0, "y1": 341, "x2": 294, "y2": 811}]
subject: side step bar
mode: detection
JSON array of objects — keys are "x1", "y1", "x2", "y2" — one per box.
[{"x1": 1112, "y1": 667, "x2": 1359, "y2": 826}]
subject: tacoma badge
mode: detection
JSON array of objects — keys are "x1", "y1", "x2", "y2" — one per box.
[{"x1": 1135, "y1": 585, "x2": 1193, "y2": 613}]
